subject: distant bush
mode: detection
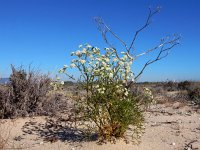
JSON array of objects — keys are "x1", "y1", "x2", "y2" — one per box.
[
  {"x1": 164, "y1": 81, "x2": 179, "y2": 91},
  {"x1": 178, "y1": 81, "x2": 191, "y2": 90},
  {"x1": 189, "y1": 88, "x2": 200, "y2": 106}
]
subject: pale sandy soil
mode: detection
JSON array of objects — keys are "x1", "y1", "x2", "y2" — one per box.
[{"x1": 1, "y1": 103, "x2": 200, "y2": 150}]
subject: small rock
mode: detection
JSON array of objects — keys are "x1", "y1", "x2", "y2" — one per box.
[
  {"x1": 196, "y1": 109, "x2": 200, "y2": 114},
  {"x1": 40, "y1": 142, "x2": 44, "y2": 145},
  {"x1": 171, "y1": 142, "x2": 176, "y2": 146},
  {"x1": 14, "y1": 136, "x2": 23, "y2": 141},
  {"x1": 173, "y1": 102, "x2": 180, "y2": 109},
  {"x1": 185, "y1": 112, "x2": 191, "y2": 116}
]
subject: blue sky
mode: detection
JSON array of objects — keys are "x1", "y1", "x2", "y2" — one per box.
[{"x1": 0, "y1": 0, "x2": 199, "y2": 81}]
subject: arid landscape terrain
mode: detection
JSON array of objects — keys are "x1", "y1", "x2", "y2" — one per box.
[
  {"x1": 1, "y1": 80, "x2": 200, "y2": 150},
  {"x1": 1, "y1": 0, "x2": 200, "y2": 150}
]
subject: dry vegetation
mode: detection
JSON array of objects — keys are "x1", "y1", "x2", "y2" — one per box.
[{"x1": 0, "y1": 66, "x2": 200, "y2": 150}]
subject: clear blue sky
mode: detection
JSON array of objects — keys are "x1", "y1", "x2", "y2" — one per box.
[{"x1": 0, "y1": 0, "x2": 199, "y2": 81}]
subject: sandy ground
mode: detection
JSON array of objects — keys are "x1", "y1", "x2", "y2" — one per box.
[{"x1": 1, "y1": 102, "x2": 200, "y2": 150}]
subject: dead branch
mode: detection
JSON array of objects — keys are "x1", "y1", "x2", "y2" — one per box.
[
  {"x1": 128, "y1": 7, "x2": 160, "y2": 52},
  {"x1": 126, "y1": 35, "x2": 180, "y2": 88},
  {"x1": 94, "y1": 7, "x2": 180, "y2": 88},
  {"x1": 94, "y1": 17, "x2": 129, "y2": 51}
]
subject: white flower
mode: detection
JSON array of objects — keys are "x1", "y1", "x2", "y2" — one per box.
[
  {"x1": 88, "y1": 68, "x2": 92, "y2": 72},
  {"x1": 79, "y1": 44, "x2": 83, "y2": 48},
  {"x1": 79, "y1": 59, "x2": 86, "y2": 64},
  {"x1": 71, "y1": 52, "x2": 75, "y2": 56},
  {"x1": 122, "y1": 80, "x2": 126, "y2": 84},
  {"x1": 86, "y1": 44, "x2": 92, "y2": 49},
  {"x1": 109, "y1": 73, "x2": 113, "y2": 78},
  {"x1": 102, "y1": 61, "x2": 106, "y2": 66},
  {"x1": 130, "y1": 73, "x2": 134, "y2": 78},
  {"x1": 105, "y1": 58, "x2": 110, "y2": 63},
  {"x1": 96, "y1": 57, "x2": 101, "y2": 61},
  {"x1": 95, "y1": 61, "x2": 99, "y2": 65},
  {"x1": 59, "y1": 68, "x2": 65, "y2": 73},
  {"x1": 123, "y1": 55, "x2": 128, "y2": 61},
  {"x1": 71, "y1": 59, "x2": 76, "y2": 63},
  {"x1": 89, "y1": 55, "x2": 94, "y2": 60},
  {"x1": 75, "y1": 50, "x2": 81, "y2": 56},
  {"x1": 82, "y1": 48, "x2": 87, "y2": 54},
  {"x1": 113, "y1": 58, "x2": 118, "y2": 62},
  {"x1": 92, "y1": 47, "x2": 100, "y2": 54},
  {"x1": 118, "y1": 61, "x2": 124, "y2": 66},
  {"x1": 127, "y1": 61, "x2": 132, "y2": 66},
  {"x1": 124, "y1": 90, "x2": 129, "y2": 96},
  {"x1": 100, "y1": 90, "x2": 104, "y2": 94},
  {"x1": 63, "y1": 65, "x2": 68, "y2": 69},
  {"x1": 105, "y1": 66, "x2": 110, "y2": 71},
  {"x1": 70, "y1": 63, "x2": 76, "y2": 68}
]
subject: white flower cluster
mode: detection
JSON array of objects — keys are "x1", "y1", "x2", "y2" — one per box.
[
  {"x1": 60, "y1": 44, "x2": 135, "y2": 82},
  {"x1": 60, "y1": 43, "x2": 136, "y2": 97},
  {"x1": 115, "y1": 84, "x2": 129, "y2": 97},
  {"x1": 95, "y1": 85, "x2": 106, "y2": 94},
  {"x1": 143, "y1": 87, "x2": 155, "y2": 104},
  {"x1": 50, "y1": 76, "x2": 64, "y2": 91},
  {"x1": 143, "y1": 87, "x2": 153, "y2": 99}
]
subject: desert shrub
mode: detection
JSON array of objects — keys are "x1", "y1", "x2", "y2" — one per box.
[
  {"x1": 189, "y1": 88, "x2": 200, "y2": 106},
  {"x1": 178, "y1": 81, "x2": 191, "y2": 90},
  {"x1": 41, "y1": 92, "x2": 68, "y2": 116},
  {"x1": 60, "y1": 44, "x2": 153, "y2": 142},
  {"x1": 164, "y1": 81, "x2": 179, "y2": 91},
  {"x1": 0, "y1": 65, "x2": 64, "y2": 118}
]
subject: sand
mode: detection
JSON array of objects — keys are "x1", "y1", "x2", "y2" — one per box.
[{"x1": 1, "y1": 103, "x2": 200, "y2": 150}]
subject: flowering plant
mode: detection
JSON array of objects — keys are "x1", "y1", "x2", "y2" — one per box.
[
  {"x1": 59, "y1": 7, "x2": 180, "y2": 142},
  {"x1": 59, "y1": 44, "x2": 151, "y2": 142}
]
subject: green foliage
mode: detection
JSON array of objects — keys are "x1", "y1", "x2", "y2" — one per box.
[{"x1": 77, "y1": 81, "x2": 144, "y2": 141}]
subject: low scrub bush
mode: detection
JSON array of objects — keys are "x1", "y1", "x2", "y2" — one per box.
[
  {"x1": 0, "y1": 65, "x2": 63, "y2": 119},
  {"x1": 189, "y1": 88, "x2": 200, "y2": 106},
  {"x1": 178, "y1": 81, "x2": 191, "y2": 90},
  {"x1": 164, "y1": 81, "x2": 179, "y2": 91}
]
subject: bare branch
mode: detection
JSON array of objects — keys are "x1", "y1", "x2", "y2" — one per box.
[
  {"x1": 135, "y1": 35, "x2": 180, "y2": 58},
  {"x1": 128, "y1": 7, "x2": 160, "y2": 53},
  {"x1": 126, "y1": 35, "x2": 180, "y2": 88},
  {"x1": 94, "y1": 17, "x2": 129, "y2": 51},
  {"x1": 94, "y1": 7, "x2": 180, "y2": 89}
]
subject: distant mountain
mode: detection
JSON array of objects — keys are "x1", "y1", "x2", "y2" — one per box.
[{"x1": 0, "y1": 78, "x2": 9, "y2": 84}]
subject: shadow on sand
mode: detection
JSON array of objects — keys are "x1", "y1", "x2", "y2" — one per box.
[{"x1": 21, "y1": 118, "x2": 98, "y2": 143}]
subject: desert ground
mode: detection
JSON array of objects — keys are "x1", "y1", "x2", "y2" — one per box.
[{"x1": 1, "y1": 90, "x2": 200, "y2": 150}]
